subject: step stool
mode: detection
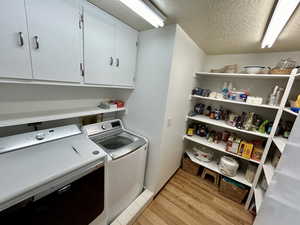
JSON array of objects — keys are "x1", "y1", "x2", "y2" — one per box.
[{"x1": 201, "y1": 168, "x2": 220, "y2": 186}]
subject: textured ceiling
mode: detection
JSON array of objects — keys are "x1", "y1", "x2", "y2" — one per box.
[{"x1": 88, "y1": 0, "x2": 300, "y2": 54}]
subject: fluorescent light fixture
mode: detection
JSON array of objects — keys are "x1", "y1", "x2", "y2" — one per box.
[
  {"x1": 261, "y1": 0, "x2": 299, "y2": 48},
  {"x1": 119, "y1": 0, "x2": 165, "y2": 28}
]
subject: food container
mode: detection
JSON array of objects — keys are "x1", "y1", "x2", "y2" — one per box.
[
  {"x1": 182, "y1": 155, "x2": 200, "y2": 175},
  {"x1": 219, "y1": 177, "x2": 249, "y2": 203},
  {"x1": 244, "y1": 66, "x2": 266, "y2": 74},
  {"x1": 219, "y1": 156, "x2": 239, "y2": 177},
  {"x1": 238, "y1": 141, "x2": 254, "y2": 159},
  {"x1": 193, "y1": 147, "x2": 213, "y2": 162}
]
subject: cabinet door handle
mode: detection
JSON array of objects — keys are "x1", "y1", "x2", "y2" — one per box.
[
  {"x1": 110, "y1": 57, "x2": 114, "y2": 66},
  {"x1": 34, "y1": 35, "x2": 39, "y2": 49},
  {"x1": 116, "y1": 58, "x2": 120, "y2": 67},
  {"x1": 18, "y1": 32, "x2": 24, "y2": 47}
]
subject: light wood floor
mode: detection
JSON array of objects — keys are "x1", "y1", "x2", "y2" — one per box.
[{"x1": 133, "y1": 169, "x2": 254, "y2": 225}]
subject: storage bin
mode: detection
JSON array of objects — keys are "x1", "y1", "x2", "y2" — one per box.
[
  {"x1": 182, "y1": 155, "x2": 200, "y2": 175},
  {"x1": 219, "y1": 177, "x2": 249, "y2": 203}
]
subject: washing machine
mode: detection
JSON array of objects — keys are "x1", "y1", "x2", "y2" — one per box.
[{"x1": 83, "y1": 119, "x2": 148, "y2": 223}]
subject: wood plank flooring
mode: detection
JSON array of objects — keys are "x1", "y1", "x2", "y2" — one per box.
[{"x1": 133, "y1": 169, "x2": 254, "y2": 225}]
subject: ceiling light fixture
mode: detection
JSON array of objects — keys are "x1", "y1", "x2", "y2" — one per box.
[
  {"x1": 261, "y1": 0, "x2": 300, "y2": 48},
  {"x1": 119, "y1": 0, "x2": 165, "y2": 28}
]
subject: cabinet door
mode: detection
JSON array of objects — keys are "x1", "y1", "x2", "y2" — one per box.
[
  {"x1": 115, "y1": 23, "x2": 138, "y2": 86},
  {"x1": 0, "y1": 0, "x2": 32, "y2": 79},
  {"x1": 83, "y1": 4, "x2": 117, "y2": 85},
  {"x1": 26, "y1": 0, "x2": 81, "y2": 82}
]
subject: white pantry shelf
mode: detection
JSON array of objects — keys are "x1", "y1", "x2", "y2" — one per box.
[
  {"x1": 254, "y1": 186, "x2": 265, "y2": 212},
  {"x1": 263, "y1": 161, "x2": 275, "y2": 185},
  {"x1": 187, "y1": 115, "x2": 269, "y2": 138},
  {"x1": 184, "y1": 135, "x2": 260, "y2": 164},
  {"x1": 0, "y1": 107, "x2": 126, "y2": 127},
  {"x1": 190, "y1": 95, "x2": 279, "y2": 110},
  {"x1": 273, "y1": 136, "x2": 288, "y2": 153},
  {"x1": 186, "y1": 151, "x2": 252, "y2": 187},
  {"x1": 283, "y1": 107, "x2": 299, "y2": 116},
  {"x1": 195, "y1": 72, "x2": 291, "y2": 79}
]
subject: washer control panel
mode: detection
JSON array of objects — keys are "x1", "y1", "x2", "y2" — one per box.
[{"x1": 83, "y1": 119, "x2": 122, "y2": 136}]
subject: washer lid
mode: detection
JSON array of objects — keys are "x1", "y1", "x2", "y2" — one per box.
[{"x1": 0, "y1": 133, "x2": 106, "y2": 210}]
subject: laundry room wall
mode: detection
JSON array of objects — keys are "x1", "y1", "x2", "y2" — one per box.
[
  {"x1": 157, "y1": 25, "x2": 206, "y2": 192},
  {"x1": 0, "y1": 83, "x2": 132, "y2": 136}
]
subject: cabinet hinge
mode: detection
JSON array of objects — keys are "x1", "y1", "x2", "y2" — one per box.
[
  {"x1": 79, "y1": 14, "x2": 84, "y2": 29},
  {"x1": 136, "y1": 41, "x2": 139, "y2": 47},
  {"x1": 80, "y1": 63, "x2": 85, "y2": 77}
]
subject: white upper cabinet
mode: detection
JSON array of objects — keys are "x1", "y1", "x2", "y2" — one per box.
[
  {"x1": 0, "y1": 1, "x2": 32, "y2": 79},
  {"x1": 115, "y1": 23, "x2": 138, "y2": 86},
  {"x1": 83, "y1": 3, "x2": 116, "y2": 85},
  {"x1": 26, "y1": 0, "x2": 81, "y2": 82},
  {"x1": 83, "y1": 3, "x2": 138, "y2": 87}
]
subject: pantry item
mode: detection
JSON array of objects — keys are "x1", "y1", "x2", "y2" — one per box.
[
  {"x1": 239, "y1": 141, "x2": 254, "y2": 159},
  {"x1": 258, "y1": 120, "x2": 269, "y2": 134},
  {"x1": 193, "y1": 147, "x2": 213, "y2": 162},
  {"x1": 224, "y1": 64, "x2": 238, "y2": 73},
  {"x1": 222, "y1": 131, "x2": 230, "y2": 142},
  {"x1": 198, "y1": 125, "x2": 208, "y2": 137},
  {"x1": 272, "y1": 150, "x2": 281, "y2": 168},
  {"x1": 210, "y1": 64, "x2": 238, "y2": 73},
  {"x1": 182, "y1": 154, "x2": 199, "y2": 175},
  {"x1": 219, "y1": 156, "x2": 239, "y2": 177},
  {"x1": 187, "y1": 126, "x2": 194, "y2": 136},
  {"x1": 194, "y1": 103, "x2": 205, "y2": 114},
  {"x1": 219, "y1": 177, "x2": 249, "y2": 203},
  {"x1": 244, "y1": 66, "x2": 266, "y2": 74},
  {"x1": 226, "y1": 136, "x2": 241, "y2": 154},
  {"x1": 209, "y1": 91, "x2": 217, "y2": 98},
  {"x1": 245, "y1": 164, "x2": 257, "y2": 183},
  {"x1": 243, "y1": 112, "x2": 254, "y2": 131},
  {"x1": 271, "y1": 58, "x2": 296, "y2": 74},
  {"x1": 275, "y1": 88, "x2": 284, "y2": 105},
  {"x1": 214, "y1": 132, "x2": 222, "y2": 144},
  {"x1": 268, "y1": 85, "x2": 279, "y2": 106},
  {"x1": 251, "y1": 146, "x2": 263, "y2": 161}
]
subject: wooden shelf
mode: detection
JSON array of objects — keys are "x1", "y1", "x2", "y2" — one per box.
[
  {"x1": 283, "y1": 107, "x2": 299, "y2": 116},
  {"x1": 195, "y1": 72, "x2": 291, "y2": 79},
  {"x1": 184, "y1": 135, "x2": 260, "y2": 164},
  {"x1": 187, "y1": 115, "x2": 269, "y2": 138},
  {"x1": 273, "y1": 136, "x2": 288, "y2": 153},
  {"x1": 263, "y1": 161, "x2": 275, "y2": 185},
  {"x1": 186, "y1": 151, "x2": 252, "y2": 187},
  {"x1": 0, "y1": 107, "x2": 126, "y2": 127},
  {"x1": 190, "y1": 95, "x2": 280, "y2": 110},
  {"x1": 254, "y1": 186, "x2": 265, "y2": 212}
]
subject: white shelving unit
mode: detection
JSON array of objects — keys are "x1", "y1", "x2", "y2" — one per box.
[
  {"x1": 191, "y1": 95, "x2": 280, "y2": 110},
  {"x1": 263, "y1": 161, "x2": 275, "y2": 185},
  {"x1": 187, "y1": 115, "x2": 269, "y2": 138},
  {"x1": 0, "y1": 107, "x2": 126, "y2": 127},
  {"x1": 184, "y1": 135, "x2": 260, "y2": 164},
  {"x1": 283, "y1": 107, "x2": 299, "y2": 116},
  {"x1": 184, "y1": 71, "x2": 299, "y2": 211},
  {"x1": 273, "y1": 136, "x2": 288, "y2": 153},
  {"x1": 254, "y1": 186, "x2": 264, "y2": 212},
  {"x1": 186, "y1": 151, "x2": 252, "y2": 187},
  {"x1": 195, "y1": 72, "x2": 291, "y2": 79}
]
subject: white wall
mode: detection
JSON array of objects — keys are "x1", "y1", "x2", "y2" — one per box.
[
  {"x1": 156, "y1": 25, "x2": 206, "y2": 191},
  {"x1": 0, "y1": 83, "x2": 131, "y2": 136},
  {"x1": 124, "y1": 25, "x2": 177, "y2": 192},
  {"x1": 205, "y1": 51, "x2": 300, "y2": 72}
]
